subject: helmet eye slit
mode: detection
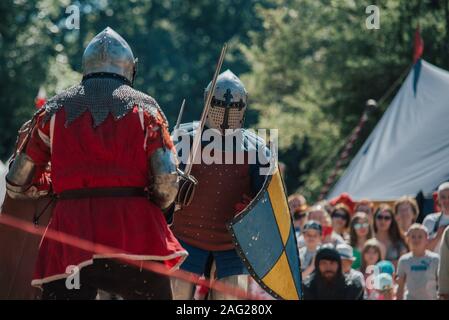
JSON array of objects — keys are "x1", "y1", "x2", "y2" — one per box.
[{"x1": 211, "y1": 97, "x2": 246, "y2": 109}]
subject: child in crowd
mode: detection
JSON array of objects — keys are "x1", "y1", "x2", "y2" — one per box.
[
  {"x1": 376, "y1": 260, "x2": 396, "y2": 280},
  {"x1": 299, "y1": 221, "x2": 322, "y2": 278},
  {"x1": 336, "y1": 243, "x2": 365, "y2": 288},
  {"x1": 361, "y1": 239, "x2": 384, "y2": 300},
  {"x1": 396, "y1": 224, "x2": 440, "y2": 300},
  {"x1": 361, "y1": 239, "x2": 384, "y2": 275},
  {"x1": 376, "y1": 260, "x2": 397, "y2": 296},
  {"x1": 373, "y1": 273, "x2": 395, "y2": 300},
  {"x1": 297, "y1": 205, "x2": 345, "y2": 248}
]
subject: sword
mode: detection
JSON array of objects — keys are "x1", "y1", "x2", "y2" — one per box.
[
  {"x1": 185, "y1": 43, "x2": 227, "y2": 176},
  {"x1": 174, "y1": 98, "x2": 186, "y2": 131}
]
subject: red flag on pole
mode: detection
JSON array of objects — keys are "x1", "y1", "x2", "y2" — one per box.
[
  {"x1": 34, "y1": 86, "x2": 47, "y2": 109},
  {"x1": 413, "y1": 25, "x2": 424, "y2": 63}
]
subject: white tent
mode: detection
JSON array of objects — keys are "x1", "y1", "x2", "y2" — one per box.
[
  {"x1": 328, "y1": 60, "x2": 449, "y2": 201},
  {"x1": 0, "y1": 161, "x2": 7, "y2": 205}
]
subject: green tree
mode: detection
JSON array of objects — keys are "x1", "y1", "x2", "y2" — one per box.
[
  {"x1": 0, "y1": 0, "x2": 63, "y2": 159},
  {"x1": 243, "y1": 0, "x2": 449, "y2": 201},
  {"x1": 0, "y1": 0, "x2": 268, "y2": 161}
]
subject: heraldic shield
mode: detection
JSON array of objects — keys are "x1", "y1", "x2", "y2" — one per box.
[{"x1": 227, "y1": 164, "x2": 303, "y2": 300}]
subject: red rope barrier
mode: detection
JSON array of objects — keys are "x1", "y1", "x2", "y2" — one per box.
[{"x1": 0, "y1": 213, "x2": 264, "y2": 300}]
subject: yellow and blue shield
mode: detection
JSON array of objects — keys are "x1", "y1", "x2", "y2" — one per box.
[{"x1": 227, "y1": 165, "x2": 303, "y2": 300}]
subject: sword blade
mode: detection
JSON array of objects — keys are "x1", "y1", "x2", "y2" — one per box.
[
  {"x1": 174, "y1": 98, "x2": 186, "y2": 130},
  {"x1": 185, "y1": 43, "x2": 228, "y2": 175}
]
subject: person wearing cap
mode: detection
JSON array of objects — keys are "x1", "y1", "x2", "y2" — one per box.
[
  {"x1": 373, "y1": 260, "x2": 396, "y2": 299},
  {"x1": 299, "y1": 221, "x2": 322, "y2": 278},
  {"x1": 297, "y1": 205, "x2": 345, "y2": 248},
  {"x1": 397, "y1": 223, "x2": 439, "y2": 300},
  {"x1": 336, "y1": 243, "x2": 365, "y2": 290},
  {"x1": 303, "y1": 244, "x2": 364, "y2": 300},
  {"x1": 329, "y1": 192, "x2": 355, "y2": 214},
  {"x1": 376, "y1": 260, "x2": 395, "y2": 277},
  {"x1": 373, "y1": 273, "x2": 395, "y2": 300}
]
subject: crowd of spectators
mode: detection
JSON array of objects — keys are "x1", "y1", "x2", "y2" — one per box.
[{"x1": 288, "y1": 182, "x2": 449, "y2": 300}]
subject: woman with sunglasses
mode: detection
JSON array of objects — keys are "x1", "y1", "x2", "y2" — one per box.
[
  {"x1": 349, "y1": 212, "x2": 373, "y2": 270},
  {"x1": 293, "y1": 211, "x2": 308, "y2": 233},
  {"x1": 331, "y1": 204, "x2": 351, "y2": 242},
  {"x1": 374, "y1": 204, "x2": 408, "y2": 268}
]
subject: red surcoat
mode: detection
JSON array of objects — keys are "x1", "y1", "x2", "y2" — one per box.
[{"x1": 26, "y1": 107, "x2": 187, "y2": 286}]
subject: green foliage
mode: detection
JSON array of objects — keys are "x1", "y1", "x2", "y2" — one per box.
[
  {"x1": 242, "y1": 0, "x2": 449, "y2": 201},
  {"x1": 0, "y1": 0, "x2": 58, "y2": 158},
  {"x1": 0, "y1": 0, "x2": 267, "y2": 159}
]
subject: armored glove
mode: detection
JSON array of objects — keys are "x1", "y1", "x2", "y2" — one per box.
[{"x1": 175, "y1": 168, "x2": 198, "y2": 208}]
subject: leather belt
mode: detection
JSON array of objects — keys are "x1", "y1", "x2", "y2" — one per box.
[{"x1": 57, "y1": 187, "x2": 147, "y2": 200}]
